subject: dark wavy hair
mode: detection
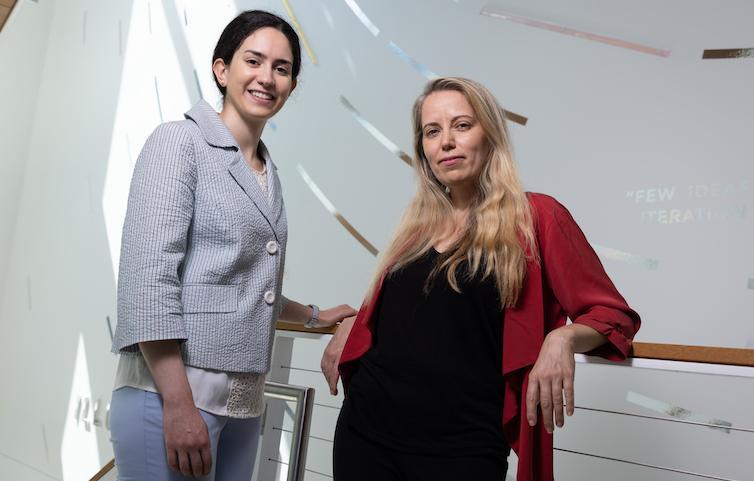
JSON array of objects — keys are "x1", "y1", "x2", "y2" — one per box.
[{"x1": 212, "y1": 10, "x2": 302, "y2": 96}]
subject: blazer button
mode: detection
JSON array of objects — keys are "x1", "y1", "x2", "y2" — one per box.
[
  {"x1": 266, "y1": 241, "x2": 278, "y2": 255},
  {"x1": 264, "y1": 291, "x2": 276, "y2": 305}
]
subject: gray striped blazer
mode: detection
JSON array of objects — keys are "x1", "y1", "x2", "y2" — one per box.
[{"x1": 112, "y1": 100, "x2": 288, "y2": 373}]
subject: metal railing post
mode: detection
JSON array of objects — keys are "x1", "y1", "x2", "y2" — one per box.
[{"x1": 263, "y1": 381, "x2": 316, "y2": 481}]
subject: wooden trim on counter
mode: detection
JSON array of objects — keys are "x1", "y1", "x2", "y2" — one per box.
[
  {"x1": 631, "y1": 342, "x2": 754, "y2": 367},
  {"x1": 275, "y1": 322, "x2": 754, "y2": 367},
  {"x1": 276, "y1": 320, "x2": 337, "y2": 335}
]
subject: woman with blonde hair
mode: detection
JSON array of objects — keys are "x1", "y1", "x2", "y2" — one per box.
[{"x1": 322, "y1": 77, "x2": 640, "y2": 481}]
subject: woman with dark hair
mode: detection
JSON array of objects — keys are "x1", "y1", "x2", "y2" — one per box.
[
  {"x1": 109, "y1": 10, "x2": 356, "y2": 481},
  {"x1": 322, "y1": 77, "x2": 640, "y2": 481}
]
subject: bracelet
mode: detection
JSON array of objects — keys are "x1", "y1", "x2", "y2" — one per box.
[{"x1": 305, "y1": 304, "x2": 320, "y2": 328}]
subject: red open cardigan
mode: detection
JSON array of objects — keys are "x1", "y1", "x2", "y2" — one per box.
[{"x1": 338, "y1": 193, "x2": 641, "y2": 481}]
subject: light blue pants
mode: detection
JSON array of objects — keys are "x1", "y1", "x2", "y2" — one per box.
[{"x1": 110, "y1": 387, "x2": 262, "y2": 481}]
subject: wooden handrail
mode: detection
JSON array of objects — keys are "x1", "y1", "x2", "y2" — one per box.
[
  {"x1": 0, "y1": 0, "x2": 18, "y2": 32},
  {"x1": 90, "y1": 459, "x2": 114, "y2": 481},
  {"x1": 275, "y1": 322, "x2": 754, "y2": 367},
  {"x1": 276, "y1": 320, "x2": 339, "y2": 335},
  {"x1": 631, "y1": 342, "x2": 754, "y2": 367}
]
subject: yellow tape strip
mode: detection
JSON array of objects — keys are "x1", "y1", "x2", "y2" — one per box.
[{"x1": 281, "y1": 0, "x2": 318, "y2": 65}]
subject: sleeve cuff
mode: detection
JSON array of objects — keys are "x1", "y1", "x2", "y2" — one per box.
[
  {"x1": 112, "y1": 327, "x2": 188, "y2": 354},
  {"x1": 572, "y1": 318, "x2": 632, "y2": 361}
]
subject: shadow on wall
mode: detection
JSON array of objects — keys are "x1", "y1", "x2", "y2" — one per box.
[{"x1": 0, "y1": 0, "x2": 135, "y2": 479}]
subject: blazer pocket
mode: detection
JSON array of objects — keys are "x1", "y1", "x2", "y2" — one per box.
[{"x1": 181, "y1": 284, "x2": 238, "y2": 313}]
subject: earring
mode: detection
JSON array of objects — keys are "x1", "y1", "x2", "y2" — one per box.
[{"x1": 444, "y1": 185, "x2": 450, "y2": 194}]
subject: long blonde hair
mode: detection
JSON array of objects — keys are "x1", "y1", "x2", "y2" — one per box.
[{"x1": 366, "y1": 77, "x2": 538, "y2": 308}]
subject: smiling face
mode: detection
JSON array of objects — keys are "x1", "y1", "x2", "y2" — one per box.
[
  {"x1": 213, "y1": 27, "x2": 297, "y2": 123},
  {"x1": 420, "y1": 90, "x2": 489, "y2": 193}
]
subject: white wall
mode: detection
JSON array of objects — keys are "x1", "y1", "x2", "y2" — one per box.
[
  {"x1": 263, "y1": 0, "x2": 754, "y2": 349},
  {"x1": 0, "y1": 0, "x2": 54, "y2": 316},
  {"x1": 1, "y1": 0, "x2": 753, "y2": 479},
  {"x1": 0, "y1": 0, "x2": 135, "y2": 478}
]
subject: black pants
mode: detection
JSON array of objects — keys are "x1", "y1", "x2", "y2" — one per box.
[{"x1": 333, "y1": 405, "x2": 509, "y2": 481}]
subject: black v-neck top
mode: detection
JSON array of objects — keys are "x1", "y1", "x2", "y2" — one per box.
[{"x1": 344, "y1": 249, "x2": 508, "y2": 456}]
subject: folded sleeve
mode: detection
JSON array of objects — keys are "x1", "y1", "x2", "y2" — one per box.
[
  {"x1": 112, "y1": 123, "x2": 197, "y2": 353},
  {"x1": 537, "y1": 196, "x2": 641, "y2": 360}
]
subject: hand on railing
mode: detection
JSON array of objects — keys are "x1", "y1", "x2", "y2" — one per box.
[
  {"x1": 316, "y1": 305, "x2": 358, "y2": 328},
  {"x1": 321, "y1": 315, "x2": 357, "y2": 395}
]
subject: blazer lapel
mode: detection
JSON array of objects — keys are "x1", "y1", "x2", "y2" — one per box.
[
  {"x1": 257, "y1": 140, "x2": 283, "y2": 226},
  {"x1": 267, "y1": 161, "x2": 284, "y2": 225},
  {"x1": 185, "y1": 101, "x2": 282, "y2": 238},
  {"x1": 227, "y1": 155, "x2": 279, "y2": 240},
  {"x1": 184, "y1": 100, "x2": 238, "y2": 148}
]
